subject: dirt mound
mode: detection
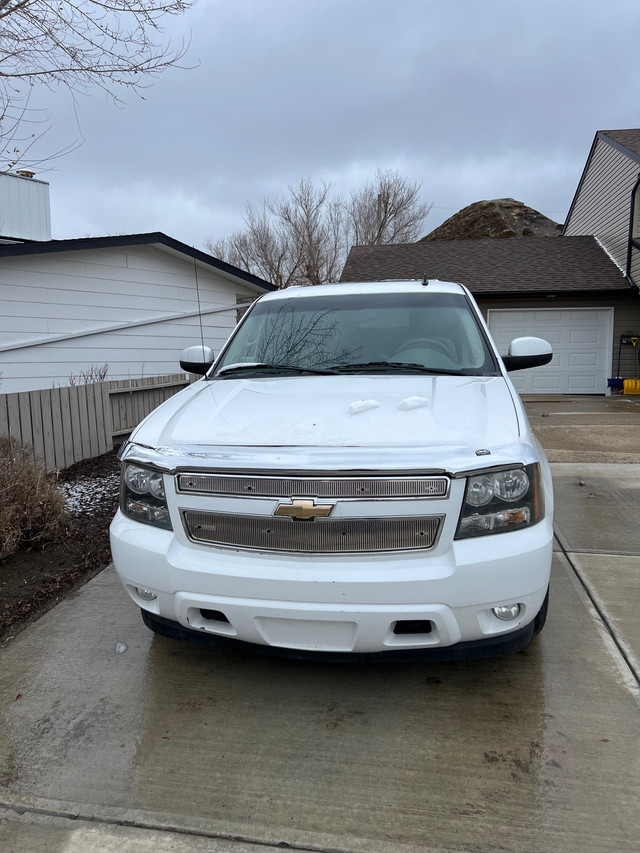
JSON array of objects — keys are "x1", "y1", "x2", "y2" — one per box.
[{"x1": 421, "y1": 198, "x2": 561, "y2": 242}]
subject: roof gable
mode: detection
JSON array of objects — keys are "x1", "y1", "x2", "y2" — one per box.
[
  {"x1": 563, "y1": 129, "x2": 640, "y2": 237},
  {"x1": 340, "y1": 235, "x2": 628, "y2": 295}
]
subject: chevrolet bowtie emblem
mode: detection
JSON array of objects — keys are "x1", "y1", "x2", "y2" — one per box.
[{"x1": 274, "y1": 499, "x2": 334, "y2": 520}]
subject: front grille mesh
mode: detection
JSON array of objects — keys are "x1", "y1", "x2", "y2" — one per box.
[
  {"x1": 182, "y1": 511, "x2": 443, "y2": 553},
  {"x1": 177, "y1": 474, "x2": 449, "y2": 499}
]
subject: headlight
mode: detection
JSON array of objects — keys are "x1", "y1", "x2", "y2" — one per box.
[
  {"x1": 121, "y1": 463, "x2": 172, "y2": 530},
  {"x1": 455, "y1": 463, "x2": 543, "y2": 539}
]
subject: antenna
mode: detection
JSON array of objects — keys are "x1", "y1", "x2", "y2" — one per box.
[
  {"x1": 422, "y1": 273, "x2": 429, "y2": 286},
  {"x1": 193, "y1": 258, "x2": 206, "y2": 353}
]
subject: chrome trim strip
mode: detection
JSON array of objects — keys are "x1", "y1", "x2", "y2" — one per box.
[
  {"x1": 176, "y1": 473, "x2": 450, "y2": 499},
  {"x1": 452, "y1": 462, "x2": 529, "y2": 478}
]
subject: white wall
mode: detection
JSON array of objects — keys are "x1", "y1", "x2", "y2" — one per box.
[{"x1": 0, "y1": 244, "x2": 261, "y2": 392}]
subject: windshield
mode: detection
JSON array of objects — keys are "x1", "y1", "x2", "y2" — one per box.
[{"x1": 214, "y1": 291, "x2": 499, "y2": 377}]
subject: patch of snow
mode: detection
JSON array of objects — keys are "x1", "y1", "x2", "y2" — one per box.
[
  {"x1": 58, "y1": 473, "x2": 120, "y2": 517},
  {"x1": 399, "y1": 396, "x2": 428, "y2": 410},
  {"x1": 348, "y1": 399, "x2": 381, "y2": 415}
]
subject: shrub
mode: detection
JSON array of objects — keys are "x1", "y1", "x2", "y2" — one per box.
[
  {"x1": 68, "y1": 362, "x2": 110, "y2": 385},
  {"x1": 0, "y1": 436, "x2": 69, "y2": 560}
]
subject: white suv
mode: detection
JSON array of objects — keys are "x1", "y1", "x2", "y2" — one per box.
[{"x1": 110, "y1": 280, "x2": 553, "y2": 661}]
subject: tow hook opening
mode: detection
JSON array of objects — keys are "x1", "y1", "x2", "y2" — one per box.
[
  {"x1": 393, "y1": 619, "x2": 433, "y2": 635},
  {"x1": 200, "y1": 609, "x2": 230, "y2": 623}
]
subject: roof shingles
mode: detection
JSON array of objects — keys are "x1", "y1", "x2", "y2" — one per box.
[
  {"x1": 600, "y1": 129, "x2": 640, "y2": 161},
  {"x1": 339, "y1": 235, "x2": 629, "y2": 295}
]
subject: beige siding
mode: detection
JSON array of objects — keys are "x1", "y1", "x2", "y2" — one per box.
[
  {"x1": 477, "y1": 295, "x2": 640, "y2": 383},
  {"x1": 612, "y1": 297, "x2": 640, "y2": 379},
  {"x1": 630, "y1": 191, "x2": 640, "y2": 282},
  {"x1": 564, "y1": 139, "x2": 640, "y2": 270},
  {"x1": 631, "y1": 246, "x2": 640, "y2": 284}
]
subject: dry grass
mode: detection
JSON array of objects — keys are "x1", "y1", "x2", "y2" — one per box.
[
  {"x1": 0, "y1": 436, "x2": 69, "y2": 561},
  {"x1": 68, "y1": 362, "x2": 110, "y2": 385}
]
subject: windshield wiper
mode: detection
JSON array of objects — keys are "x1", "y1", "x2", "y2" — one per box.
[
  {"x1": 331, "y1": 361, "x2": 467, "y2": 375},
  {"x1": 216, "y1": 362, "x2": 338, "y2": 377}
]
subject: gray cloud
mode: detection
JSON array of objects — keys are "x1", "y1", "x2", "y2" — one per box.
[{"x1": 25, "y1": 0, "x2": 640, "y2": 251}]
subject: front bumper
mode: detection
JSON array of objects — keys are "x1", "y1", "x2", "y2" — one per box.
[
  {"x1": 110, "y1": 511, "x2": 553, "y2": 656},
  {"x1": 141, "y1": 610, "x2": 538, "y2": 662}
]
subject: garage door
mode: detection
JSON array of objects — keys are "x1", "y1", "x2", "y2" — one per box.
[{"x1": 487, "y1": 308, "x2": 613, "y2": 395}]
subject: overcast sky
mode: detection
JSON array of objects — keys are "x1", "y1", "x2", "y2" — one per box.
[{"x1": 19, "y1": 0, "x2": 640, "y2": 253}]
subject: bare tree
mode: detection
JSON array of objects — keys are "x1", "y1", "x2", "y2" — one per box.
[
  {"x1": 347, "y1": 168, "x2": 432, "y2": 245},
  {"x1": 214, "y1": 203, "x2": 303, "y2": 290},
  {"x1": 0, "y1": 0, "x2": 196, "y2": 169},
  {"x1": 210, "y1": 179, "x2": 349, "y2": 289},
  {"x1": 207, "y1": 170, "x2": 431, "y2": 288}
]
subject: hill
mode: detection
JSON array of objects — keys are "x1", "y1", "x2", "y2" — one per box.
[{"x1": 421, "y1": 198, "x2": 561, "y2": 242}]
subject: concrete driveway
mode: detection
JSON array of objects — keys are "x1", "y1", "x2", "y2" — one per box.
[
  {"x1": 1, "y1": 396, "x2": 639, "y2": 853},
  {"x1": 526, "y1": 394, "x2": 640, "y2": 680}
]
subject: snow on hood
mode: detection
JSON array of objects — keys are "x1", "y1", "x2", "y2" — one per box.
[{"x1": 129, "y1": 374, "x2": 522, "y2": 467}]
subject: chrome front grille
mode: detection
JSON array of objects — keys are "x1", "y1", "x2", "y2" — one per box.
[
  {"x1": 182, "y1": 511, "x2": 444, "y2": 553},
  {"x1": 177, "y1": 473, "x2": 449, "y2": 499}
]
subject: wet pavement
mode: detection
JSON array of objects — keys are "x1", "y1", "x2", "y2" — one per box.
[
  {"x1": 551, "y1": 464, "x2": 640, "y2": 682},
  {"x1": 1, "y1": 396, "x2": 640, "y2": 853}
]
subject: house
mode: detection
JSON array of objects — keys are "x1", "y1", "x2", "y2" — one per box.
[
  {"x1": 564, "y1": 129, "x2": 640, "y2": 290},
  {"x1": 340, "y1": 129, "x2": 640, "y2": 396},
  {"x1": 0, "y1": 170, "x2": 275, "y2": 393},
  {"x1": 0, "y1": 234, "x2": 274, "y2": 394},
  {"x1": 340, "y1": 235, "x2": 640, "y2": 395},
  {"x1": 0, "y1": 232, "x2": 275, "y2": 393}
]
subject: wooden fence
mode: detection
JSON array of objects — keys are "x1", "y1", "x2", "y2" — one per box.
[
  {"x1": 0, "y1": 374, "x2": 190, "y2": 472},
  {"x1": 108, "y1": 375, "x2": 190, "y2": 438}
]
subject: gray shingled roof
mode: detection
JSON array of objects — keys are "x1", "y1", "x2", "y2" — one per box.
[
  {"x1": 601, "y1": 129, "x2": 640, "y2": 161},
  {"x1": 339, "y1": 235, "x2": 630, "y2": 295}
]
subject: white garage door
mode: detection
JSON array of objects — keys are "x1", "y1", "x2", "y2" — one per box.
[{"x1": 487, "y1": 308, "x2": 613, "y2": 395}]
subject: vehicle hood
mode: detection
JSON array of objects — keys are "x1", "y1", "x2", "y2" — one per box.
[{"x1": 126, "y1": 375, "x2": 532, "y2": 473}]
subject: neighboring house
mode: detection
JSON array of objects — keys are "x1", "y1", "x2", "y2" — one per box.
[
  {"x1": 0, "y1": 232, "x2": 274, "y2": 393},
  {"x1": 340, "y1": 236, "x2": 640, "y2": 395},
  {"x1": 564, "y1": 129, "x2": 640, "y2": 290},
  {"x1": 339, "y1": 128, "x2": 640, "y2": 396}
]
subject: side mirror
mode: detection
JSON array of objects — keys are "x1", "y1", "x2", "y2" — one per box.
[
  {"x1": 502, "y1": 337, "x2": 552, "y2": 372},
  {"x1": 180, "y1": 345, "x2": 215, "y2": 375}
]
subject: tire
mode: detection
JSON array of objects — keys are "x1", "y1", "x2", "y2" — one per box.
[{"x1": 532, "y1": 586, "x2": 549, "y2": 635}]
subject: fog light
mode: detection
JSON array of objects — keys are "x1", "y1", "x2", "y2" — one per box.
[
  {"x1": 136, "y1": 587, "x2": 157, "y2": 602},
  {"x1": 493, "y1": 603, "x2": 521, "y2": 621}
]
